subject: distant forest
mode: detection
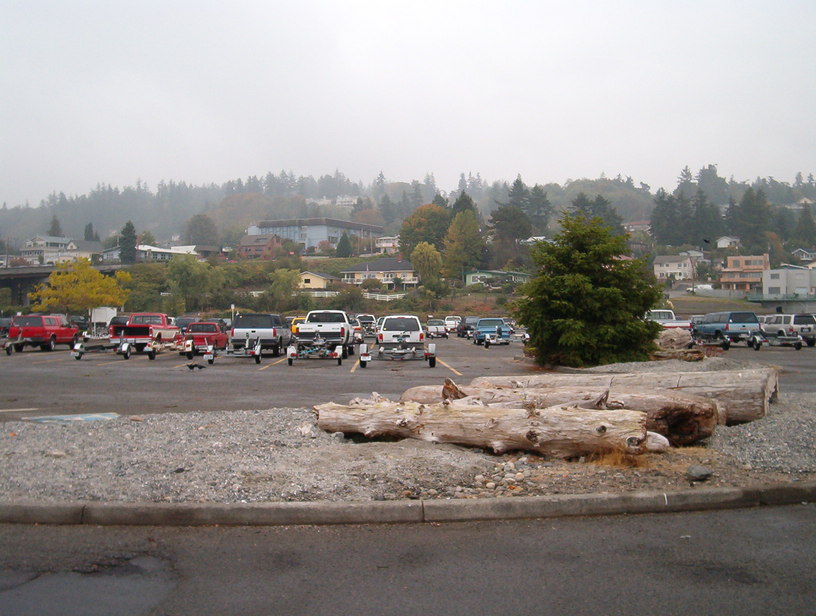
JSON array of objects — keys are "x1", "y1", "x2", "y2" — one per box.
[{"x1": 2, "y1": 165, "x2": 816, "y2": 251}]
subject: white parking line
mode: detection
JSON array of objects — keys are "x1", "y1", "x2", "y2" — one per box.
[{"x1": 0, "y1": 408, "x2": 40, "y2": 413}]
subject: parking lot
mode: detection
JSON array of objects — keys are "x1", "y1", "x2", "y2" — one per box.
[
  {"x1": 0, "y1": 335, "x2": 535, "y2": 421},
  {"x1": 1, "y1": 335, "x2": 812, "y2": 423}
]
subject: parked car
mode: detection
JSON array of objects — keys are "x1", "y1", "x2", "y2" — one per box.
[
  {"x1": 472, "y1": 317, "x2": 512, "y2": 346},
  {"x1": 426, "y1": 318, "x2": 449, "y2": 338},
  {"x1": 692, "y1": 311, "x2": 761, "y2": 344},
  {"x1": 355, "y1": 314, "x2": 377, "y2": 337},
  {"x1": 230, "y1": 313, "x2": 291, "y2": 356},
  {"x1": 444, "y1": 315, "x2": 462, "y2": 333},
  {"x1": 645, "y1": 309, "x2": 691, "y2": 329},
  {"x1": 289, "y1": 316, "x2": 306, "y2": 335},
  {"x1": 348, "y1": 317, "x2": 365, "y2": 344},
  {"x1": 456, "y1": 316, "x2": 480, "y2": 338},
  {"x1": 108, "y1": 314, "x2": 130, "y2": 339},
  {"x1": 761, "y1": 313, "x2": 816, "y2": 346}
]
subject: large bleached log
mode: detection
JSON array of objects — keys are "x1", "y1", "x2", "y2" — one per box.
[
  {"x1": 468, "y1": 368, "x2": 778, "y2": 425},
  {"x1": 315, "y1": 399, "x2": 652, "y2": 458},
  {"x1": 401, "y1": 380, "x2": 720, "y2": 446}
]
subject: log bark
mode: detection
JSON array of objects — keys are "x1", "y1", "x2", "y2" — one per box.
[
  {"x1": 469, "y1": 368, "x2": 778, "y2": 425},
  {"x1": 401, "y1": 380, "x2": 721, "y2": 446},
  {"x1": 315, "y1": 399, "x2": 651, "y2": 458}
]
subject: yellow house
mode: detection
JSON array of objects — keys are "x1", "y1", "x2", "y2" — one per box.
[{"x1": 299, "y1": 271, "x2": 340, "y2": 290}]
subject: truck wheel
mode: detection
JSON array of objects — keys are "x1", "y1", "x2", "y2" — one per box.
[
  {"x1": 186, "y1": 352, "x2": 194, "y2": 360},
  {"x1": 794, "y1": 341, "x2": 803, "y2": 350},
  {"x1": 287, "y1": 357, "x2": 293, "y2": 366},
  {"x1": 14, "y1": 344, "x2": 23, "y2": 353},
  {"x1": 5, "y1": 345, "x2": 12, "y2": 356},
  {"x1": 272, "y1": 342, "x2": 280, "y2": 357},
  {"x1": 337, "y1": 356, "x2": 343, "y2": 366},
  {"x1": 341, "y1": 346, "x2": 348, "y2": 359},
  {"x1": 720, "y1": 340, "x2": 730, "y2": 351},
  {"x1": 429, "y1": 357, "x2": 436, "y2": 368},
  {"x1": 207, "y1": 358, "x2": 214, "y2": 365},
  {"x1": 147, "y1": 350, "x2": 156, "y2": 360},
  {"x1": 808, "y1": 339, "x2": 816, "y2": 347},
  {"x1": 348, "y1": 345, "x2": 355, "y2": 356},
  {"x1": 484, "y1": 339, "x2": 491, "y2": 348},
  {"x1": 254, "y1": 355, "x2": 261, "y2": 364}
]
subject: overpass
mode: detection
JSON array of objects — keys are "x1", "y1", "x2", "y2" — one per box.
[{"x1": 0, "y1": 264, "x2": 126, "y2": 305}]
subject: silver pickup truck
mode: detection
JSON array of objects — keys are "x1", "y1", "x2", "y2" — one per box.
[
  {"x1": 291, "y1": 310, "x2": 353, "y2": 360},
  {"x1": 229, "y1": 313, "x2": 291, "y2": 357}
]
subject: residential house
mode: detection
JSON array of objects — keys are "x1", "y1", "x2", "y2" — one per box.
[
  {"x1": 247, "y1": 218, "x2": 384, "y2": 253},
  {"x1": 20, "y1": 235, "x2": 77, "y2": 265},
  {"x1": 716, "y1": 236, "x2": 740, "y2": 249},
  {"x1": 299, "y1": 271, "x2": 340, "y2": 290},
  {"x1": 464, "y1": 270, "x2": 532, "y2": 286},
  {"x1": 718, "y1": 254, "x2": 770, "y2": 292},
  {"x1": 375, "y1": 236, "x2": 400, "y2": 255},
  {"x1": 340, "y1": 257, "x2": 418, "y2": 288},
  {"x1": 791, "y1": 248, "x2": 816, "y2": 263},
  {"x1": 652, "y1": 255, "x2": 694, "y2": 281},
  {"x1": 238, "y1": 234, "x2": 282, "y2": 259},
  {"x1": 623, "y1": 220, "x2": 651, "y2": 234}
]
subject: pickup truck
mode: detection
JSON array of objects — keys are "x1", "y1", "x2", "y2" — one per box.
[
  {"x1": 295, "y1": 310, "x2": 354, "y2": 359},
  {"x1": 426, "y1": 318, "x2": 449, "y2": 338},
  {"x1": 115, "y1": 312, "x2": 180, "y2": 359},
  {"x1": 472, "y1": 317, "x2": 512, "y2": 346},
  {"x1": 181, "y1": 321, "x2": 229, "y2": 358},
  {"x1": 645, "y1": 309, "x2": 691, "y2": 330},
  {"x1": 229, "y1": 313, "x2": 290, "y2": 356},
  {"x1": 4, "y1": 314, "x2": 80, "y2": 353}
]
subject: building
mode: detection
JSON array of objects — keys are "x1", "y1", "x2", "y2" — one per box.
[
  {"x1": 299, "y1": 271, "x2": 340, "y2": 290},
  {"x1": 102, "y1": 244, "x2": 201, "y2": 263},
  {"x1": 247, "y1": 218, "x2": 384, "y2": 253},
  {"x1": 718, "y1": 254, "x2": 770, "y2": 292},
  {"x1": 464, "y1": 269, "x2": 532, "y2": 286},
  {"x1": 237, "y1": 234, "x2": 283, "y2": 259},
  {"x1": 716, "y1": 236, "x2": 740, "y2": 249},
  {"x1": 623, "y1": 220, "x2": 651, "y2": 234},
  {"x1": 653, "y1": 255, "x2": 694, "y2": 281},
  {"x1": 20, "y1": 236, "x2": 103, "y2": 265},
  {"x1": 791, "y1": 248, "x2": 816, "y2": 263},
  {"x1": 340, "y1": 257, "x2": 418, "y2": 288},
  {"x1": 751, "y1": 266, "x2": 816, "y2": 312},
  {"x1": 374, "y1": 236, "x2": 399, "y2": 255}
]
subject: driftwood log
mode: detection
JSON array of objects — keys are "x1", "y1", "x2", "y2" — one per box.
[
  {"x1": 469, "y1": 368, "x2": 778, "y2": 425},
  {"x1": 315, "y1": 399, "x2": 668, "y2": 458},
  {"x1": 400, "y1": 379, "x2": 720, "y2": 446}
]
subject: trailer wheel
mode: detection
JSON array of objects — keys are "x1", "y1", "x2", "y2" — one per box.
[
  {"x1": 484, "y1": 339, "x2": 491, "y2": 348},
  {"x1": 720, "y1": 340, "x2": 730, "y2": 351},
  {"x1": 207, "y1": 358, "x2": 214, "y2": 365},
  {"x1": 74, "y1": 352, "x2": 83, "y2": 360},
  {"x1": 359, "y1": 359, "x2": 367, "y2": 368},
  {"x1": 14, "y1": 343, "x2": 23, "y2": 353},
  {"x1": 287, "y1": 357, "x2": 293, "y2": 366},
  {"x1": 147, "y1": 350, "x2": 156, "y2": 360},
  {"x1": 794, "y1": 341, "x2": 803, "y2": 350},
  {"x1": 122, "y1": 347, "x2": 131, "y2": 359},
  {"x1": 752, "y1": 339, "x2": 762, "y2": 351},
  {"x1": 428, "y1": 356, "x2": 436, "y2": 368},
  {"x1": 254, "y1": 355, "x2": 261, "y2": 364},
  {"x1": 5, "y1": 345, "x2": 13, "y2": 355}
]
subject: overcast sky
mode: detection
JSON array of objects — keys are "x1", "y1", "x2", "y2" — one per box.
[{"x1": 2, "y1": 1, "x2": 815, "y2": 206}]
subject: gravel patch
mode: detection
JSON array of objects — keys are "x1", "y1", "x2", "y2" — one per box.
[{"x1": 2, "y1": 358, "x2": 814, "y2": 504}]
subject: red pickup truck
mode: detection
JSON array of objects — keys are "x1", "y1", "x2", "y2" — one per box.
[
  {"x1": 181, "y1": 321, "x2": 228, "y2": 358},
  {"x1": 4, "y1": 314, "x2": 80, "y2": 353},
  {"x1": 114, "y1": 313, "x2": 180, "y2": 359}
]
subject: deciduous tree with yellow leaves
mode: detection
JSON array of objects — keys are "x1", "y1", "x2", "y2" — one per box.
[{"x1": 29, "y1": 259, "x2": 131, "y2": 315}]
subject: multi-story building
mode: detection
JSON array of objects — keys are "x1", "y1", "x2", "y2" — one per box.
[
  {"x1": 340, "y1": 257, "x2": 418, "y2": 288},
  {"x1": 718, "y1": 254, "x2": 770, "y2": 292},
  {"x1": 653, "y1": 255, "x2": 695, "y2": 281},
  {"x1": 247, "y1": 218, "x2": 383, "y2": 253}
]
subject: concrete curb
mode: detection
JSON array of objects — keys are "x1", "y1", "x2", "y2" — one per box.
[{"x1": 0, "y1": 482, "x2": 813, "y2": 526}]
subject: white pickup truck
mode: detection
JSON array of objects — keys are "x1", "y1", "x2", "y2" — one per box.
[
  {"x1": 289, "y1": 309, "x2": 354, "y2": 362},
  {"x1": 646, "y1": 309, "x2": 691, "y2": 330},
  {"x1": 358, "y1": 314, "x2": 436, "y2": 368}
]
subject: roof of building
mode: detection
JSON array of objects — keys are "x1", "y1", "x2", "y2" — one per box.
[
  {"x1": 653, "y1": 255, "x2": 692, "y2": 265},
  {"x1": 341, "y1": 257, "x2": 414, "y2": 273},
  {"x1": 300, "y1": 271, "x2": 340, "y2": 280},
  {"x1": 253, "y1": 218, "x2": 384, "y2": 233}
]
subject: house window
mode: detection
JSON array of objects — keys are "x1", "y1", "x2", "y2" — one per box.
[
  {"x1": 304, "y1": 278, "x2": 311, "y2": 284},
  {"x1": 770, "y1": 273, "x2": 779, "y2": 279},
  {"x1": 768, "y1": 287, "x2": 780, "y2": 295}
]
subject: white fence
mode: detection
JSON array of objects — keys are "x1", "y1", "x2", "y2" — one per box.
[{"x1": 303, "y1": 290, "x2": 406, "y2": 302}]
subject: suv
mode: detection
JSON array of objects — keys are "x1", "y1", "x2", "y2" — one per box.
[
  {"x1": 762, "y1": 313, "x2": 816, "y2": 346},
  {"x1": 692, "y1": 311, "x2": 761, "y2": 344},
  {"x1": 456, "y1": 316, "x2": 480, "y2": 338},
  {"x1": 230, "y1": 313, "x2": 291, "y2": 356},
  {"x1": 472, "y1": 317, "x2": 512, "y2": 346},
  {"x1": 5, "y1": 314, "x2": 79, "y2": 352},
  {"x1": 355, "y1": 313, "x2": 377, "y2": 337}
]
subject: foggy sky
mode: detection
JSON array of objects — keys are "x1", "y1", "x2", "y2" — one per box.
[{"x1": 2, "y1": 1, "x2": 815, "y2": 206}]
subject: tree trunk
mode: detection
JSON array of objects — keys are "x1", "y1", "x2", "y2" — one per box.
[
  {"x1": 315, "y1": 400, "x2": 655, "y2": 459},
  {"x1": 469, "y1": 368, "x2": 778, "y2": 425},
  {"x1": 401, "y1": 380, "x2": 720, "y2": 446}
]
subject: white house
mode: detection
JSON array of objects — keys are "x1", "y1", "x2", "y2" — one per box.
[
  {"x1": 716, "y1": 236, "x2": 740, "y2": 249},
  {"x1": 653, "y1": 255, "x2": 694, "y2": 280}
]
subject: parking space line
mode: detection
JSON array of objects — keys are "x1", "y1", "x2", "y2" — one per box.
[
  {"x1": 438, "y1": 359, "x2": 462, "y2": 376},
  {"x1": 350, "y1": 360, "x2": 359, "y2": 373},
  {"x1": 30, "y1": 357, "x2": 68, "y2": 364},
  {"x1": 0, "y1": 407, "x2": 40, "y2": 413},
  {"x1": 259, "y1": 357, "x2": 287, "y2": 370}
]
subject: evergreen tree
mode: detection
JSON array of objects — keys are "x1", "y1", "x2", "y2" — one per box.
[
  {"x1": 335, "y1": 233, "x2": 353, "y2": 257},
  {"x1": 451, "y1": 191, "x2": 477, "y2": 217},
  {"x1": 735, "y1": 188, "x2": 772, "y2": 253},
  {"x1": 431, "y1": 192, "x2": 449, "y2": 208},
  {"x1": 571, "y1": 193, "x2": 624, "y2": 235},
  {"x1": 506, "y1": 175, "x2": 530, "y2": 211},
  {"x1": 398, "y1": 204, "x2": 451, "y2": 257},
  {"x1": 513, "y1": 212, "x2": 662, "y2": 367},
  {"x1": 379, "y1": 194, "x2": 396, "y2": 225},
  {"x1": 675, "y1": 166, "x2": 696, "y2": 199},
  {"x1": 84, "y1": 222, "x2": 100, "y2": 242},
  {"x1": 690, "y1": 189, "x2": 723, "y2": 245},
  {"x1": 794, "y1": 206, "x2": 816, "y2": 247},
  {"x1": 527, "y1": 184, "x2": 553, "y2": 233},
  {"x1": 119, "y1": 221, "x2": 137, "y2": 264},
  {"x1": 48, "y1": 215, "x2": 63, "y2": 237}
]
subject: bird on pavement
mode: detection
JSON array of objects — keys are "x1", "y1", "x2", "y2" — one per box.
[{"x1": 186, "y1": 363, "x2": 206, "y2": 370}]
